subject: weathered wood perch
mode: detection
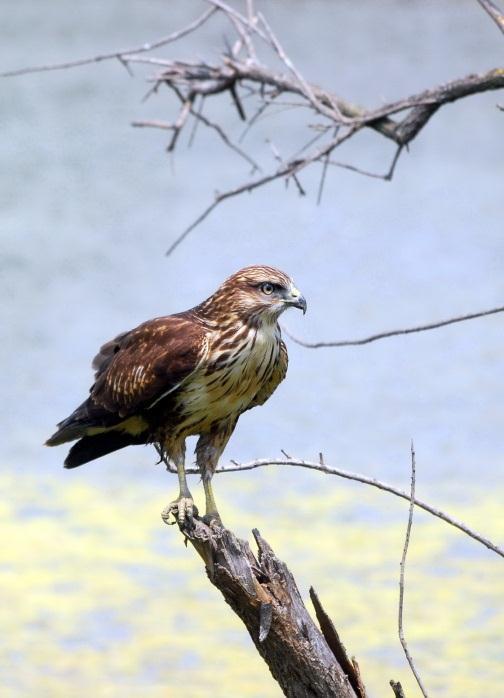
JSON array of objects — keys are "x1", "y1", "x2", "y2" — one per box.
[{"x1": 171, "y1": 515, "x2": 367, "y2": 698}]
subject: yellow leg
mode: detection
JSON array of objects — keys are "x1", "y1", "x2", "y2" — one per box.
[
  {"x1": 175, "y1": 456, "x2": 192, "y2": 500},
  {"x1": 203, "y1": 475, "x2": 221, "y2": 524},
  {"x1": 161, "y1": 450, "x2": 195, "y2": 525}
]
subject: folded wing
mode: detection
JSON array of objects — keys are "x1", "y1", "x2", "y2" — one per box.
[{"x1": 46, "y1": 313, "x2": 207, "y2": 447}]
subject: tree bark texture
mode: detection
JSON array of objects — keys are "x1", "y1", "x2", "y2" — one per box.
[{"x1": 175, "y1": 517, "x2": 367, "y2": 698}]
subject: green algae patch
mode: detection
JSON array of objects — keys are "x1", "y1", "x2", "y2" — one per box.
[{"x1": 1, "y1": 471, "x2": 502, "y2": 697}]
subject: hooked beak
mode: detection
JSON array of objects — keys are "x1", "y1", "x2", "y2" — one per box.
[
  {"x1": 287, "y1": 286, "x2": 307, "y2": 315},
  {"x1": 295, "y1": 295, "x2": 307, "y2": 315}
]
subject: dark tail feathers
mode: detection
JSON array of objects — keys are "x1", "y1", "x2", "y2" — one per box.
[
  {"x1": 46, "y1": 398, "x2": 121, "y2": 447},
  {"x1": 64, "y1": 432, "x2": 145, "y2": 468}
]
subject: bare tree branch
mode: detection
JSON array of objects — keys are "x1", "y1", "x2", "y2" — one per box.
[
  {"x1": 477, "y1": 0, "x2": 504, "y2": 34},
  {"x1": 397, "y1": 444, "x2": 430, "y2": 698},
  {"x1": 0, "y1": 7, "x2": 217, "y2": 78},
  {"x1": 152, "y1": 56, "x2": 502, "y2": 249},
  {"x1": 3, "y1": 1, "x2": 502, "y2": 256},
  {"x1": 172, "y1": 456, "x2": 504, "y2": 558},
  {"x1": 283, "y1": 304, "x2": 504, "y2": 348},
  {"x1": 390, "y1": 680, "x2": 407, "y2": 698},
  {"x1": 169, "y1": 516, "x2": 363, "y2": 697},
  {"x1": 355, "y1": 69, "x2": 504, "y2": 127},
  {"x1": 151, "y1": 57, "x2": 504, "y2": 148}
]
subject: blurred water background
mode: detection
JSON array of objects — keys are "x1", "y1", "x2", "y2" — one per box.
[{"x1": 1, "y1": 1, "x2": 503, "y2": 696}]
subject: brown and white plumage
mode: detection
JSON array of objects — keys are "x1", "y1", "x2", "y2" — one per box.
[{"x1": 46, "y1": 265, "x2": 306, "y2": 522}]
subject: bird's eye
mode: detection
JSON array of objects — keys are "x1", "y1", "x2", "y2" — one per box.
[{"x1": 261, "y1": 282, "x2": 274, "y2": 295}]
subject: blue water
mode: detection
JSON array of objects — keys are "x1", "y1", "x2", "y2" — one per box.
[{"x1": 2, "y1": 0, "x2": 503, "y2": 497}]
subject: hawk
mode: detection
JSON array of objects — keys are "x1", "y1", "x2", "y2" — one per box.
[{"x1": 46, "y1": 265, "x2": 306, "y2": 524}]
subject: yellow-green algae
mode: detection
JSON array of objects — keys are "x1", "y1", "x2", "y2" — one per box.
[{"x1": 1, "y1": 470, "x2": 502, "y2": 697}]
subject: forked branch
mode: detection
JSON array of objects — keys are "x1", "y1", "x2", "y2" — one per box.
[
  {"x1": 3, "y1": 1, "x2": 502, "y2": 253},
  {"x1": 170, "y1": 517, "x2": 366, "y2": 697}
]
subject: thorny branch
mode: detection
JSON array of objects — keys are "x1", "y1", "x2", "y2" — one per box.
[
  {"x1": 283, "y1": 304, "x2": 504, "y2": 349},
  {"x1": 154, "y1": 57, "x2": 503, "y2": 254},
  {"x1": 3, "y1": 1, "x2": 503, "y2": 254},
  {"x1": 172, "y1": 455, "x2": 504, "y2": 559},
  {"x1": 397, "y1": 443, "x2": 429, "y2": 698}
]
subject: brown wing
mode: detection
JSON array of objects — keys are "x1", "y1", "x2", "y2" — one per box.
[
  {"x1": 92, "y1": 330, "x2": 130, "y2": 378},
  {"x1": 249, "y1": 339, "x2": 288, "y2": 408},
  {"x1": 90, "y1": 314, "x2": 208, "y2": 417}
]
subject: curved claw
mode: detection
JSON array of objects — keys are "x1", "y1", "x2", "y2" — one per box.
[{"x1": 161, "y1": 496, "x2": 196, "y2": 525}]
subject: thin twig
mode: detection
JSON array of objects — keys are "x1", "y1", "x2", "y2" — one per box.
[
  {"x1": 174, "y1": 457, "x2": 504, "y2": 558},
  {"x1": 326, "y1": 160, "x2": 389, "y2": 180},
  {"x1": 165, "y1": 126, "x2": 356, "y2": 255},
  {"x1": 476, "y1": 0, "x2": 504, "y2": 34},
  {"x1": 290, "y1": 129, "x2": 329, "y2": 161},
  {"x1": 187, "y1": 95, "x2": 204, "y2": 147},
  {"x1": 0, "y1": 7, "x2": 217, "y2": 78},
  {"x1": 167, "y1": 98, "x2": 193, "y2": 152},
  {"x1": 282, "y1": 304, "x2": 504, "y2": 348},
  {"x1": 167, "y1": 82, "x2": 260, "y2": 169},
  {"x1": 165, "y1": 168, "x2": 285, "y2": 255},
  {"x1": 131, "y1": 119, "x2": 176, "y2": 130},
  {"x1": 324, "y1": 137, "x2": 403, "y2": 183},
  {"x1": 239, "y1": 99, "x2": 275, "y2": 142},
  {"x1": 317, "y1": 153, "x2": 330, "y2": 205},
  {"x1": 228, "y1": 13, "x2": 255, "y2": 60},
  {"x1": 328, "y1": 143, "x2": 405, "y2": 182},
  {"x1": 257, "y1": 11, "x2": 347, "y2": 124},
  {"x1": 267, "y1": 140, "x2": 305, "y2": 195},
  {"x1": 316, "y1": 127, "x2": 339, "y2": 204},
  {"x1": 398, "y1": 444, "x2": 429, "y2": 697},
  {"x1": 384, "y1": 144, "x2": 405, "y2": 181},
  {"x1": 229, "y1": 82, "x2": 247, "y2": 120},
  {"x1": 191, "y1": 106, "x2": 260, "y2": 170},
  {"x1": 203, "y1": 0, "x2": 268, "y2": 42}
]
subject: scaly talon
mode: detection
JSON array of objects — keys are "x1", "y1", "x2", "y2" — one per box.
[{"x1": 161, "y1": 496, "x2": 196, "y2": 525}]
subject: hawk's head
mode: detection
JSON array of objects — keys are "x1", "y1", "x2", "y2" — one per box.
[{"x1": 203, "y1": 265, "x2": 306, "y2": 325}]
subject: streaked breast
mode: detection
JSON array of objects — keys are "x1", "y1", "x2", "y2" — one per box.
[{"x1": 176, "y1": 324, "x2": 280, "y2": 431}]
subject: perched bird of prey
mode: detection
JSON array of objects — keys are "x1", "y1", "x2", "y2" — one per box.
[{"x1": 46, "y1": 265, "x2": 306, "y2": 524}]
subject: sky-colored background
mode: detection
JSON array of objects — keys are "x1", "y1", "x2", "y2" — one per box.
[{"x1": 1, "y1": 1, "x2": 503, "y2": 696}]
